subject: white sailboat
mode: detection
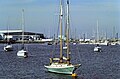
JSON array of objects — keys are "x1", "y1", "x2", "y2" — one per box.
[
  {"x1": 94, "y1": 20, "x2": 101, "y2": 52},
  {"x1": 44, "y1": 0, "x2": 80, "y2": 75},
  {"x1": 4, "y1": 20, "x2": 13, "y2": 52},
  {"x1": 63, "y1": 46, "x2": 67, "y2": 50},
  {"x1": 94, "y1": 44, "x2": 101, "y2": 52},
  {"x1": 4, "y1": 44, "x2": 13, "y2": 52},
  {"x1": 63, "y1": 43, "x2": 67, "y2": 50},
  {"x1": 17, "y1": 9, "x2": 28, "y2": 58}
]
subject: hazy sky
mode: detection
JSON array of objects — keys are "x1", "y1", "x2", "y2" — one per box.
[{"x1": 0, "y1": 0, "x2": 120, "y2": 38}]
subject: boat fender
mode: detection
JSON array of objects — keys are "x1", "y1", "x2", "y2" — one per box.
[{"x1": 72, "y1": 73, "x2": 77, "y2": 77}]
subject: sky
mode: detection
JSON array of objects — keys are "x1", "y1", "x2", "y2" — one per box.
[{"x1": 0, "y1": 0, "x2": 120, "y2": 39}]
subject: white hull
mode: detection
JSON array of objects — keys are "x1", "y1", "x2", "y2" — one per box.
[
  {"x1": 17, "y1": 49, "x2": 28, "y2": 58},
  {"x1": 110, "y1": 42, "x2": 118, "y2": 45},
  {"x1": 4, "y1": 45, "x2": 13, "y2": 51},
  {"x1": 73, "y1": 43, "x2": 77, "y2": 45},
  {"x1": 98, "y1": 43, "x2": 108, "y2": 46},
  {"x1": 63, "y1": 46, "x2": 67, "y2": 50},
  {"x1": 94, "y1": 46, "x2": 101, "y2": 52}
]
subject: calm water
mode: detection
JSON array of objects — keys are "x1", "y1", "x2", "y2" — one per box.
[{"x1": 0, "y1": 44, "x2": 120, "y2": 79}]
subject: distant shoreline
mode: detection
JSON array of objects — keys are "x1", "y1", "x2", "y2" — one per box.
[{"x1": 0, "y1": 40, "x2": 51, "y2": 44}]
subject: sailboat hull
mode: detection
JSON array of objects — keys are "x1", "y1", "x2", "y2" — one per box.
[
  {"x1": 4, "y1": 45, "x2": 13, "y2": 51},
  {"x1": 45, "y1": 63, "x2": 80, "y2": 74},
  {"x1": 17, "y1": 49, "x2": 28, "y2": 58},
  {"x1": 94, "y1": 46, "x2": 101, "y2": 52},
  {"x1": 45, "y1": 66, "x2": 74, "y2": 74}
]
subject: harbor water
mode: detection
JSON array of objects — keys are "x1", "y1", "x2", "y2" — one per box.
[{"x1": 0, "y1": 44, "x2": 120, "y2": 79}]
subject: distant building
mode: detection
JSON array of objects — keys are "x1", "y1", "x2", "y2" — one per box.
[{"x1": 0, "y1": 30, "x2": 45, "y2": 41}]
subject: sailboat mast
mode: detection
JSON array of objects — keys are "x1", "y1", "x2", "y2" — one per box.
[
  {"x1": 22, "y1": 9, "x2": 25, "y2": 47},
  {"x1": 7, "y1": 17, "x2": 9, "y2": 43},
  {"x1": 66, "y1": 0, "x2": 70, "y2": 64},
  {"x1": 59, "y1": 0, "x2": 63, "y2": 63},
  {"x1": 97, "y1": 20, "x2": 99, "y2": 42}
]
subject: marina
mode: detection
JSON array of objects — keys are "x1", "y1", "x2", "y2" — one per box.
[{"x1": 0, "y1": 0, "x2": 120, "y2": 79}]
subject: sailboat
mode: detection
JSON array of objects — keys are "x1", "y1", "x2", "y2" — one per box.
[
  {"x1": 94, "y1": 44, "x2": 101, "y2": 52},
  {"x1": 94, "y1": 20, "x2": 101, "y2": 52},
  {"x1": 4, "y1": 41, "x2": 13, "y2": 52},
  {"x1": 4, "y1": 20, "x2": 13, "y2": 52},
  {"x1": 44, "y1": 0, "x2": 80, "y2": 75},
  {"x1": 4, "y1": 40, "x2": 13, "y2": 52},
  {"x1": 17, "y1": 9, "x2": 28, "y2": 58}
]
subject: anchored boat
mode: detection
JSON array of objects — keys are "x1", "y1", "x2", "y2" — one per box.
[
  {"x1": 17, "y1": 9, "x2": 28, "y2": 58},
  {"x1": 44, "y1": 0, "x2": 81, "y2": 75}
]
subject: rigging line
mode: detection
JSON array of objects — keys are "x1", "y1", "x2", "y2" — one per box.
[
  {"x1": 6, "y1": 16, "x2": 10, "y2": 44},
  {"x1": 51, "y1": 0, "x2": 62, "y2": 58}
]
